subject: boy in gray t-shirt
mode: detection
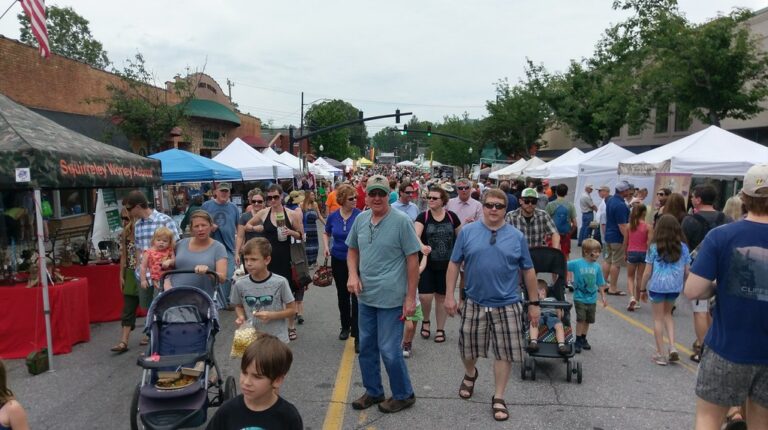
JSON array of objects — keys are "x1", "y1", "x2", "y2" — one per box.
[{"x1": 230, "y1": 238, "x2": 296, "y2": 343}]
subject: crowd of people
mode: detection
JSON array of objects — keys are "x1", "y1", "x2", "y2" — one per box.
[{"x1": 23, "y1": 162, "x2": 756, "y2": 428}]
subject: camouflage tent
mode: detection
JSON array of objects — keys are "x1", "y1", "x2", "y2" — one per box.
[{"x1": 0, "y1": 93, "x2": 161, "y2": 190}]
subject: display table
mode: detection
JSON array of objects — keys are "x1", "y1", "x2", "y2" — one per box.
[
  {"x1": 0, "y1": 278, "x2": 91, "y2": 359},
  {"x1": 59, "y1": 263, "x2": 147, "y2": 323}
]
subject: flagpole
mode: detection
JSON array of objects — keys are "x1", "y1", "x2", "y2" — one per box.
[{"x1": 0, "y1": 0, "x2": 19, "y2": 22}]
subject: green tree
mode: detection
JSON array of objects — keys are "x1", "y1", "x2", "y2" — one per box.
[
  {"x1": 304, "y1": 99, "x2": 367, "y2": 160},
  {"x1": 18, "y1": 5, "x2": 110, "y2": 69},
  {"x1": 427, "y1": 114, "x2": 479, "y2": 168},
  {"x1": 482, "y1": 63, "x2": 551, "y2": 157},
  {"x1": 96, "y1": 53, "x2": 195, "y2": 154}
]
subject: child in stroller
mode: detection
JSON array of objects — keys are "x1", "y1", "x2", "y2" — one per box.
[{"x1": 527, "y1": 279, "x2": 568, "y2": 355}]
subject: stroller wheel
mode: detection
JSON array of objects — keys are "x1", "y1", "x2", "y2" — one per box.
[
  {"x1": 576, "y1": 361, "x2": 583, "y2": 384},
  {"x1": 566, "y1": 360, "x2": 572, "y2": 383},
  {"x1": 530, "y1": 358, "x2": 536, "y2": 381},
  {"x1": 223, "y1": 376, "x2": 237, "y2": 402},
  {"x1": 130, "y1": 383, "x2": 142, "y2": 430}
]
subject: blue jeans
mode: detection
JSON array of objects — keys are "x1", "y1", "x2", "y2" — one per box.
[
  {"x1": 218, "y1": 249, "x2": 236, "y2": 308},
  {"x1": 578, "y1": 212, "x2": 594, "y2": 246},
  {"x1": 357, "y1": 302, "x2": 414, "y2": 400}
]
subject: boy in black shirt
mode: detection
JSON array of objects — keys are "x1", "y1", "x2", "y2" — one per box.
[{"x1": 206, "y1": 335, "x2": 302, "y2": 430}]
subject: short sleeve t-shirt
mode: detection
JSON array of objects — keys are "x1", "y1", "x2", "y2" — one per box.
[
  {"x1": 205, "y1": 395, "x2": 303, "y2": 430},
  {"x1": 324, "y1": 208, "x2": 361, "y2": 260},
  {"x1": 645, "y1": 242, "x2": 690, "y2": 294},
  {"x1": 201, "y1": 200, "x2": 240, "y2": 254},
  {"x1": 691, "y1": 220, "x2": 768, "y2": 364},
  {"x1": 171, "y1": 238, "x2": 227, "y2": 294},
  {"x1": 230, "y1": 273, "x2": 295, "y2": 343},
  {"x1": 450, "y1": 222, "x2": 533, "y2": 307},
  {"x1": 567, "y1": 258, "x2": 606, "y2": 304},
  {"x1": 415, "y1": 210, "x2": 461, "y2": 270},
  {"x1": 346, "y1": 209, "x2": 421, "y2": 309},
  {"x1": 605, "y1": 194, "x2": 630, "y2": 244}
]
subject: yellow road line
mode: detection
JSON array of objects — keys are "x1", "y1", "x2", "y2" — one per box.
[
  {"x1": 603, "y1": 305, "x2": 698, "y2": 374},
  {"x1": 322, "y1": 338, "x2": 356, "y2": 430}
]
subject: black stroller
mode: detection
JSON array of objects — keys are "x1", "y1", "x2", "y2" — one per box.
[
  {"x1": 520, "y1": 247, "x2": 583, "y2": 383},
  {"x1": 130, "y1": 270, "x2": 237, "y2": 430}
]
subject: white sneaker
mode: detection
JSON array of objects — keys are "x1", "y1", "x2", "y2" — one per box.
[{"x1": 402, "y1": 342, "x2": 412, "y2": 358}]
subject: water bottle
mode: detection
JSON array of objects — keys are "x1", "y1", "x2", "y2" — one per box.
[{"x1": 276, "y1": 212, "x2": 287, "y2": 242}]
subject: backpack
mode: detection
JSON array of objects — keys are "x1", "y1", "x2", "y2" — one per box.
[
  {"x1": 552, "y1": 203, "x2": 571, "y2": 234},
  {"x1": 688, "y1": 212, "x2": 726, "y2": 260}
]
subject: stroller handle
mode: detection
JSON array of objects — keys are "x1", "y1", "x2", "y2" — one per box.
[{"x1": 159, "y1": 269, "x2": 220, "y2": 286}]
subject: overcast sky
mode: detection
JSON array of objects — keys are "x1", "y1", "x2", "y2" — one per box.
[{"x1": 1, "y1": 0, "x2": 766, "y2": 133}]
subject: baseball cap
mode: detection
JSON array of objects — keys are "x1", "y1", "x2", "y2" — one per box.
[
  {"x1": 521, "y1": 188, "x2": 538, "y2": 198},
  {"x1": 440, "y1": 183, "x2": 455, "y2": 193},
  {"x1": 366, "y1": 175, "x2": 390, "y2": 194},
  {"x1": 615, "y1": 181, "x2": 631, "y2": 192},
  {"x1": 599, "y1": 185, "x2": 610, "y2": 192},
  {"x1": 585, "y1": 184, "x2": 594, "y2": 190},
  {"x1": 288, "y1": 190, "x2": 304, "y2": 204},
  {"x1": 742, "y1": 164, "x2": 768, "y2": 197},
  {"x1": 216, "y1": 182, "x2": 232, "y2": 191}
]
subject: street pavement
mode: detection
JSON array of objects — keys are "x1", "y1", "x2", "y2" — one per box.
[{"x1": 6, "y1": 239, "x2": 700, "y2": 429}]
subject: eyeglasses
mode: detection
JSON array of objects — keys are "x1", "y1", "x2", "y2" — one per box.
[
  {"x1": 484, "y1": 202, "x2": 505, "y2": 210},
  {"x1": 427, "y1": 196, "x2": 441, "y2": 201},
  {"x1": 244, "y1": 295, "x2": 274, "y2": 308},
  {"x1": 490, "y1": 230, "x2": 498, "y2": 245},
  {"x1": 251, "y1": 199, "x2": 264, "y2": 204},
  {"x1": 521, "y1": 198, "x2": 538, "y2": 205},
  {"x1": 347, "y1": 197, "x2": 357, "y2": 201},
  {"x1": 457, "y1": 186, "x2": 470, "y2": 191},
  {"x1": 266, "y1": 195, "x2": 281, "y2": 201}
]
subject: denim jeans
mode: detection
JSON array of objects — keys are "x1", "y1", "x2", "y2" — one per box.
[
  {"x1": 357, "y1": 302, "x2": 414, "y2": 400},
  {"x1": 578, "y1": 212, "x2": 594, "y2": 246},
  {"x1": 218, "y1": 249, "x2": 236, "y2": 307}
]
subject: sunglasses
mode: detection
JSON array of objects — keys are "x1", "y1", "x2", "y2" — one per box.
[
  {"x1": 348, "y1": 197, "x2": 357, "y2": 201},
  {"x1": 403, "y1": 190, "x2": 415, "y2": 194},
  {"x1": 252, "y1": 199, "x2": 264, "y2": 204},
  {"x1": 427, "y1": 196, "x2": 441, "y2": 201},
  {"x1": 484, "y1": 202, "x2": 506, "y2": 210},
  {"x1": 657, "y1": 192, "x2": 665, "y2": 196},
  {"x1": 490, "y1": 229, "x2": 498, "y2": 245},
  {"x1": 457, "y1": 186, "x2": 470, "y2": 191},
  {"x1": 244, "y1": 295, "x2": 274, "y2": 308},
  {"x1": 522, "y1": 198, "x2": 538, "y2": 205},
  {"x1": 266, "y1": 195, "x2": 281, "y2": 201},
  {"x1": 368, "y1": 190, "x2": 388, "y2": 198}
]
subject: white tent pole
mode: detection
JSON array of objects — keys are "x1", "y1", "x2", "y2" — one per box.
[{"x1": 34, "y1": 189, "x2": 55, "y2": 371}]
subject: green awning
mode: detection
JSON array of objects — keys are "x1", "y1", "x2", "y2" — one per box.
[{"x1": 180, "y1": 99, "x2": 241, "y2": 126}]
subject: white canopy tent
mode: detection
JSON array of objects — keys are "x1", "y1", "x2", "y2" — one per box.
[
  {"x1": 573, "y1": 143, "x2": 637, "y2": 219},
  {"x1": 341, "y1": 157, "x2": 355, "y2": 166},
  {"x1": 259, "y1": 146, "x2": 300, "y2": 173},
  {"x1": 524, "y1": 148, "x2": 586, "y2": 178},
  {"x1": 396, "y1": 160, "x2": 418, "y2": 167},
  {"x1": 274, "y1": 151, "x2": 334, "y2": 179},
  {"x1": 419, "y1": 160, "x2": 443, "y2": 169},
  {"x1": 489, "y1": 157, "x2": 545, "y2": 180},
  {"x1": 314, "y1": 157, "x2": 344, "y2": 174},
  {"x1": 214, "y1": 138, "x2": 294, "y2": 180},
  {"x1": 618, "y1": 126, "x2": 768, "y2": 192}
]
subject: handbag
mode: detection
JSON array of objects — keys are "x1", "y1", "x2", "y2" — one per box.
[
  {"x1": 312, "y1": 257, "x2": 333, "y2": 287},
  {"x1": 289, "y1": 239, "x2": 312, "y2": 287}
]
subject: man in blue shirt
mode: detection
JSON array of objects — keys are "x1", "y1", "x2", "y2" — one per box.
[
  {"x1": 391, "y1": 182, "x2": 419, "y2": 221},
  {"x1": 604, "y1": 181, "x2": 631, "y2": 295},
  {"x1": 201, "y1": 182, "x2": 241, "y2": 308},
  {"x1": 685, "y1": 164, "x2": 768, "y2": 429},
  {"x1": 445, "y1": 189, "x2": 538, "y2": 422}
]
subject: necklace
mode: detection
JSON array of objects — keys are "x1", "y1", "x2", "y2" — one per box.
[{"x1": 340, "y1": 209, "x2": 352, "y2": 232}]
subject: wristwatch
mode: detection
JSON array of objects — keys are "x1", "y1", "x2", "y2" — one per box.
[{"x1": 528, "y1": 301, "x2": 540, "y2": 306}]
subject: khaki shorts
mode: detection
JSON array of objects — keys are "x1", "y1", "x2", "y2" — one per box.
[
  {"x1": 605, "y1": 243, "x2": 626, "y2": 266},
  {"x1": 574, "y1": 301, "x2": 596, "y2": 324}
]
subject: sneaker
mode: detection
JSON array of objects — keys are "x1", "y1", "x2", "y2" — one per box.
[
  {"x1": 378, "y1": 394, "x2": 416, "y2": 413},
  {"x1": 627, "y1": 297, "x2": 637, "y2": 311},
  {"x1": 581, "y1": 338, "x2": 592, "y2": 350},
  {"x1": 558, "y1": 343, "x2": 569, "y2": 355},
  {"x1": 653, "y1": 353, "x2": 668, "y2": 366},
  {"x1": 566, "y1": 281, "x2": 574, "y2": 292},
  {"x1": 527, "y1": 340, "x2": 539, "y2": 353},
  {"x1": 296, "y1": 314, "x2": 305, "y2": 325},
  {"x1": 339, "y1": 328, "x2": 350, "y2": 340},
  {"x1": 574, "y1": 337, "x2": 582, "y2": 353},
  {"x1": 352, "y1": 393, "x2": 385, "y2": 410},
  {"x1": 402, "y1": 342, "x2": 412, "y2": 358},
  {"x1": 669, "y1": 349, "x2": 680, "y2": 362}
]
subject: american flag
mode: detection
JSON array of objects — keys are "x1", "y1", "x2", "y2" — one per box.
[{"x1": 20, "y1": 0, "x2": 50, "y2": 58}]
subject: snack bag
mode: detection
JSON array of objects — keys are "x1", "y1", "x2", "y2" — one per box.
[{"x1": 230, "y1": 322, "x2": 259, "y2": 358}]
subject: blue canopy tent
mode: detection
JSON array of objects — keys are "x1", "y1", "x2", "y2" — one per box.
[{"x1": 149, "y1": 148, "x2": 243, "y2": 183}]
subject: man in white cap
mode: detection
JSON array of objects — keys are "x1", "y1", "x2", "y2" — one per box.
[
  {"x1": 578, "y1": 184, "x2": 597, "y2": 247},
  {"x1": 685, "y1": 164, "x2": 768, "y2": 429}
]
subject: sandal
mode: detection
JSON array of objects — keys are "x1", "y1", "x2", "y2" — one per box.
[
  {"x1": 110, "y1": 341, "x2": 129, "y2": 353},
  {"x1": 458, "y1": 367, "x2": 478, "y2": 399},
  {"x1": 139, "y1": 337, "x2": 149, "y2": 346},
  {"x1": 627, "y1": 297, "x2": 637, "y2": 311},
  {"x1": 420, "y1": 321, "x2": 431, "y2": 339},
  {"x1": 491, "y1": 397, "x2": 509, "y2": 421},
  {"x1": 724, "y1": 411, "x2": 747, "y2": 430},
  {"x1": 606, "y1": 290, "x2": 627, "y2": 296},
  {"x1": 434, "y1": 329, "x2": 446, "y2": 343},
  {"x1": 288, "y1": 328, "x2": 297, "y2": 341}
]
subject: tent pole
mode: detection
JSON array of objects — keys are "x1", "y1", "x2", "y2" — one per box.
[{"x1": 34, "y1": 189, "x2": 55, "y2": 371}]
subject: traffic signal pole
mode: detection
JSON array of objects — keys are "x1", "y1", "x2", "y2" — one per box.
[
  {"x1": 289, "y1": 110, "x2": 413, "y2": 148},
  {"x1": 396, "y1": 127, "x2": 473, "y2": 143}
]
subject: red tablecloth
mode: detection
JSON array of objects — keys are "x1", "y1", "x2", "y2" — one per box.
[
  {"x1": 0, "y1": 278, "x2": 91, "y2": 359},
  {"x1": 59, "y1": 264, "x2": 146, "y2": 323}
]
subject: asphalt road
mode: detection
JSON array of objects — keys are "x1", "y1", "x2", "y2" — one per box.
[{"x1": 6, "y1": 240, "x2": 700, "y2": 429}]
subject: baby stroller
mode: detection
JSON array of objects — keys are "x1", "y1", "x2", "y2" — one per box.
[
  {"x1": 520, "y1": 247, "x2": 583, "y2": 383},
  {"x1": 130, "y1": 270, "x2": 237, "y2": 430}
]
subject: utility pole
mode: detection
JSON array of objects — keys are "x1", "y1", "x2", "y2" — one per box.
[
  {"x1": 226, "y1": 79, "x2": 234, "y2": 101},
  {"x1": 299, "y1": 91, "x2": 304, "y2": 169}
]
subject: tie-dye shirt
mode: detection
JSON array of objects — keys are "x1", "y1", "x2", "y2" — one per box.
[{"x1": 645, "y1": 242, "x2": 691, "y2": 294}]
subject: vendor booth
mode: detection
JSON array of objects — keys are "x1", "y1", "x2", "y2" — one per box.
[
  {"x1": 0, "y1": 93, "x2": 162, "y2": 364},
  {"x1": 572, "y1": 143, "x2": 636, "y2": 223},
  {"x1": 213, "y1": 138, "x2": 293, "y2": 180},
  {"x1": 488, "y1": 157, "x2": 544, "y2": 180},
  {"x1": 149, "y1": 148, "x2": 242, "y2": 183}
]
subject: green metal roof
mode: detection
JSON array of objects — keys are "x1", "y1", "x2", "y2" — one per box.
[{"x1": 179, "y1": 99, "x2": 241, "y2": 125}]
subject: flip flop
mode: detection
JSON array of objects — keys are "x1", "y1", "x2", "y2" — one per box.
[
  {"x1": 606, "y1": 291, "x2": 627, "y2": 296},
  {"x1": 110, "y1": 341, "x2": 129, "y2": 353}
]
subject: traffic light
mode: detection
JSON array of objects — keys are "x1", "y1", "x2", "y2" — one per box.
[
  {"x1": 401, "y1": 124, "x2": 408, "y2": 135},
  {"x1": 395, "y1": 109, "x2": 401, "y2": 123},
  {"x1": 427, "y1": 125, "x2": 432, "y2": 137},
  {"x1": 358, "y1": 110, "x2": 364, "y2": 120}
]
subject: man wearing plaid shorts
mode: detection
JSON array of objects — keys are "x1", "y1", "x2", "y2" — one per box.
[
  {"x1": 125, "y1": 190, "x2": 180, "y2": 309},
  {"x1": 445, "y1": 189, "x2": 539, "y2": 422}
]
